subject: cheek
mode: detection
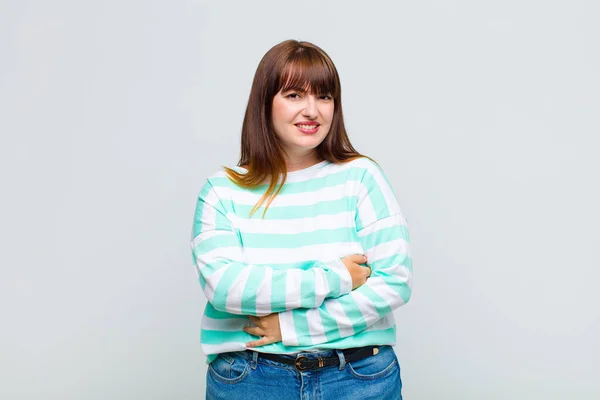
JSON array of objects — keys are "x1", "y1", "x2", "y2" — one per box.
[
  {"x1": 322, "y1": 104, "x2": 335, "y2": 122},
  {"x1": 272, "y1": 102, "x2": 294, "y2": 124}
]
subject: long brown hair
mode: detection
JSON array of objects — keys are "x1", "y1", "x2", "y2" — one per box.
[{"x1": 224, "y1": 39, "x2": 370, "y2": 217}]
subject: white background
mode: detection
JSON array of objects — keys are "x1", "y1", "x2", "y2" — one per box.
[{"x1": 1, "y1": 1, "x2": 598, "y2": 399}]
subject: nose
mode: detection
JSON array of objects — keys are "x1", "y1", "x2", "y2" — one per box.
[{"x1": 302, "y1": 94, "x2": 318, "y2": 118}]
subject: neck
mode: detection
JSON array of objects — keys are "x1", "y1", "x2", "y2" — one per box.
[{"x1": 284, "y1": 152, "x2": 322, "y2": 172}]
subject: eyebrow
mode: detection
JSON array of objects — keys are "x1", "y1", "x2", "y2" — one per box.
[{"x1": 283, "y1": 85, "x2": 310, "y2": 93}]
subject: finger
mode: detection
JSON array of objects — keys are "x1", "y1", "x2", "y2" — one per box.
[
  {"x1": 351, "y1": 254, "x2": 367, "y2": 264},
  {"x1": 242, "y1": 326, "x2": 264, "y2": 337},
  {"x1": 365, "y1": 266, "x2": 372, "y2": 277},
  {"x1": 247, "y1": 336, "x2": 276, "y2": 348}
]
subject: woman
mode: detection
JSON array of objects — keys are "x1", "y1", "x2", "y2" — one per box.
[{"x1": 191, "y1": 39, "x2": 412, "y2": 399}]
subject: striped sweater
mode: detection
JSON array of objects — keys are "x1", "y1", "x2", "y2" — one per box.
[{"x1": 190, "y1": 157, "x2": 412, "y2": 362}]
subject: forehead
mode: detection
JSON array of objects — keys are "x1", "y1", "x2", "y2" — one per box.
[{"x1": 278, "y1": 61, "x2": 336, "y2": 94}]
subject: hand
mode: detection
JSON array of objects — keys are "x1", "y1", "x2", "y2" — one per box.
[
  {"x1": 341, "y1": 254, "x2": 371, "y2": 289},
  {"x1": 243, "y1": 313, "x2": 282, "y2": 348}
]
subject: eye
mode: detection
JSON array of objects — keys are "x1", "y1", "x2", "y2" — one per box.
[
  {"x1": 286, "y1": 92, "x2": 301, "y2": 99},
  {"x1": 319, "y1": 95, "x2": 333, "y2": 101}
]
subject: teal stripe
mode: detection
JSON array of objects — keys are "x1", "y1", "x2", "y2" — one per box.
[
  {"x1": 252, "y1": 261, "x2": 313, "y2": 270},
  {"x1": 372, "y1": 162, "x2": 399, "y2": 203},
  {"x1": 360, "y1": 224, "x2": 410, "y2": 249},
  {"x1": 355, "y1": 285, "x2": 393, "y2": 318},
  {"x1": 298, "y1": 326, "x2": 396, "y2": 347},
  {"x1": 207, "y1": 354, "x2": 218, "y2": 363},
  {"x1": 370, "y1": 254, "x2": 413, "y2": 276},
  {"x1": 320, "y1": 305, "x2": 342, "y2": 342},
  {"x1": 195, "y1": 258, "x2": 230, "y2": 278},
  {"x1": 214, "y1": 210, "x2": 230, "y2": 230},
  {"x1": 242, "y1": 227, "x2": 356, "y2": 248},
  {"x1": 240, "y1": 267, "x2": 265, "y2": 315},
  {"x1": 204, "y1": 303, "x2": 246, "y2": 320},
  {"x1": 201, "y1": 329, "x2": 255, "y2": 344},
  {"x1": 400, "y1": 284, "x2": 412, "y2": 303},
  {"x1": 192, "y1": 182, "x2": 212, "y2": 237},
  {"x1": 199, "y1": 326, "x2": 396, "y2": 351},
  {"x1": 355, "y1": 211, "x2": 365, "y2": 231},
  {"x1": 405, "y1": 257, "x2": 413, "y2": 273},
  {"x1": 270, "y1": 271, "x2": 284, "y2": 314},
  {"x1": 211, "y1": 264, "x2": 246, "y2": 309},
  {"x1": 328, "y1": 326, "x2": 396, "y2": 346},
  {"x1": 292, "y1": 312, "x2": 313, "y2": 346},
  {"x1": 220, "y1": 197, "x2": 357, "y2": 220},
  {"x1": 192, "y1": 233, "x2": 239, "y2": 254},
  {"x1": 362, "y1": 171, "x2": 390, "y2": 220},
  {"x1": 339, "y1": 296, "x2": 367, "y2": 334}
]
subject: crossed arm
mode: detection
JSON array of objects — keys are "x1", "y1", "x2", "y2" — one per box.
[{"x1": 192, "y1": 163, "x2": 412, "y2": 348}]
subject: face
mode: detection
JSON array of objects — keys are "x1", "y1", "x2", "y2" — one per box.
[{"x1": 271, "y1": 87, "x2": 334, "y2": 160}]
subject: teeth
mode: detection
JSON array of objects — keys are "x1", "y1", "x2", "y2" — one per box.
[{"x1": 297, "y1": 124, "x2": 318, "y2": 129}]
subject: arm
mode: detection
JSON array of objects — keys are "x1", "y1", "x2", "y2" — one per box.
[
  {"x1": 278, "y1": 162, "x2": 413, "y2": 346},
  {"x1": 190, "y1": 179, "x2": 353, "y2": 316}
]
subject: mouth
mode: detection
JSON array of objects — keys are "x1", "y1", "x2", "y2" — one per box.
[{"x1": 295, "y1": 123, "x2": 320, "y2": 134}]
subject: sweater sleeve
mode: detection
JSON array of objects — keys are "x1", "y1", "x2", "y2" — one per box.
[
  {"x1": 277, "y1": 162, "x2": 413, "y2": 346},
  {"x1": 190, "y1": 179, "x2": 353, "y2": 317}
]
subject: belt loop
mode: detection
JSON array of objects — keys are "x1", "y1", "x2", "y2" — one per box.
[
  {"x1": 335, "y1": 349, "x2": 346, "y2": 370},
  {"x1": 250, "y1": 351, "x2": 258, "y2": 370}
]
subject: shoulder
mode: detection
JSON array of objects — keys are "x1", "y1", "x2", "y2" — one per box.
[
  {"x1": 196, "y1": 166, "x2": 245, "y2": 200},
  {"x1": 338, "y1": 157, "x2": 388, "y2": 182},
  {"x1": 205, "y1": 165, "x2": 245, "y2": 187}
]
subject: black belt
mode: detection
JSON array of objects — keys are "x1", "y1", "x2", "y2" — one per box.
[{"x1": 253, "y1": 346, "x2": 380, "y2": 372}]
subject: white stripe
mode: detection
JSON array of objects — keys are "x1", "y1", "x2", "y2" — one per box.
[
  {"x1": 364, "y1": 239, "x2": 410, "y2": 263},
  {"x1": 202, "y1": 316, "x2": 250, "y2": 332},
  {"x1": 214, "y1": 183, "x2": 355, "y2": 207},
  {"x1": 324, "y1": 299, "x2": 354, "y2": 336},
  {"x1": 370, "y1": 263, "x2": 411, "y2": 284},
  {"x1": 199, "y1": 246, "x2": 244, "y2": 263},
  {"x1": 209, "y1": 160, "x2": 355, "y2": 185},
  {"x1": 365, "y1": 314, "x2": 396, "y2": 331},
  {"x1": 278, "y1": 310, "x2": 298, "y2": 346},
  {"x1": 324, "y1": 258, "x2": 352, "y2": 294},
  {"x1": 243, "y1": 242, "x2": 363, "y2": 264},
  {"x1": 349, "y1": 290, "x2": 379, "y2": 324},
  {"x1": 225, "y1": 266, "x2": 252, "y2": 314},
  {"x1": 356, "y1": 180, "x2": 377, "y2": 226},
  {"x1": 285, "y1": 269, "x2": 302, "y2": 309},
  {"x1": 202, "y1": 342, "x2": 247, "y2": 354},
  {"x1": 202, "y1": 266, "x2": 228, "y2": 303},
  {"x1": 306, "y1": 307, "x2": 327, "y2": 344},
  {"x1": 254, "y1": 268, "x2": 273, "y2": 315},
  {"x1": 313, "y1": 268, "x2": 330, "y2": 306},
  {"x1": 284, "y1": 161, "x2": 354, "y2": 183},
  {"x1": 357, "y1": 214, "x2": 408, "y2": 238},
  {"x1": 365, "y1": 276, "x2": 406, "y2": 309},
  {"x1": 191, "y1": 230, "x2": 231, "y2": 249},
  {"x1": 361, "y1": 161, "x2": 402, "y2": 216},
  {"x1": 227, "y1": 211, "x2": 355, "y2": 234},
  {"x1": 198, "y1": 190, "x2": 219, "y2": 233}
]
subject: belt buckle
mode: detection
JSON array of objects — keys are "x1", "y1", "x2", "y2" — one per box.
[{"x1": 294, "y1": 356, "x2": 308, "y2": 371}]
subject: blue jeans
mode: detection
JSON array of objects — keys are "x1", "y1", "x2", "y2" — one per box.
[{"x1": 206, "y1": 345, "x2": 402, "y2": 399}]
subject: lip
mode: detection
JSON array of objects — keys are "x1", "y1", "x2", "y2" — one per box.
[{"x1": 295, "y1": 121, "x2": 320, "y2": 126}]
